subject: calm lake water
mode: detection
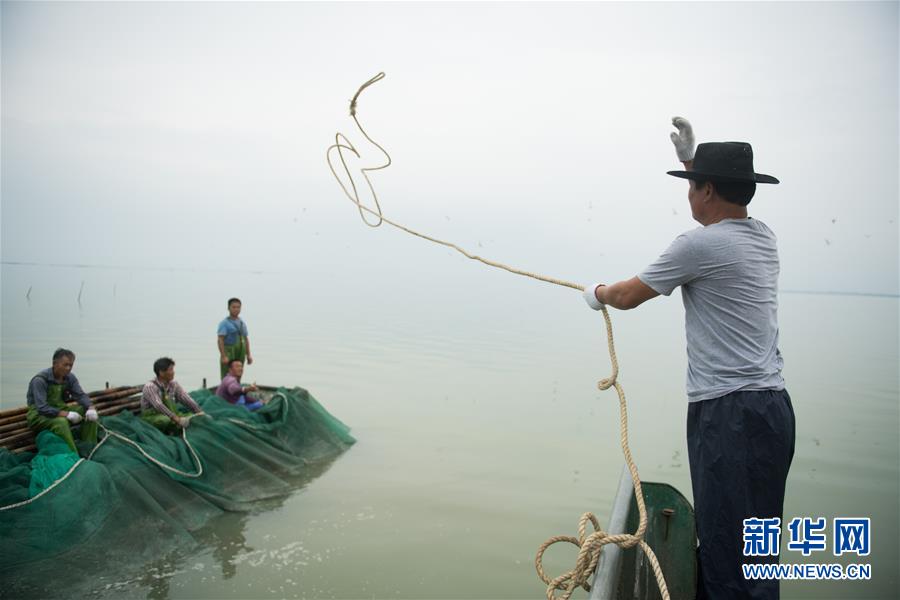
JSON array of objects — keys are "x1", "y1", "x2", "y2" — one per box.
[{"x1": 1, "y1": 261, "x2": 897, "y2": 599}]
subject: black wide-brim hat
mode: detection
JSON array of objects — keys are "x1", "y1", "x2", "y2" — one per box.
[{"x1": 668, "y1": 141, "x2": 779, "y2": 184}]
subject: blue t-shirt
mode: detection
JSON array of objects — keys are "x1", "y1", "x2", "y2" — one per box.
[
  {"x1": 217, "y1": 317, "x2": 248, "y2": 346},
  {"x1": 638, "y1": 218, "x2": 785, "y2": 402}
]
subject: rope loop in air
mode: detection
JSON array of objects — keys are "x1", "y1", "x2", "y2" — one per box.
[{"x1": 326, "y1": 73, "x2": 669, "y2": 600}]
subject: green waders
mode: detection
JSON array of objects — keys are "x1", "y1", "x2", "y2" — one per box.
[
  {"x1": 220, "y1": 337, "x2": 247, "y2": 379},
  {"x1": 141, "y1": 388, "x2": 193, "y2": 435},
  {"x1": 26, "y1": 382, "x2": 98, "y2": 453}
]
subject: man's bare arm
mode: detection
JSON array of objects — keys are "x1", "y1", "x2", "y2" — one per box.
[{"x1": 594, "y1": 277, "x2": 660, "y2": 310}]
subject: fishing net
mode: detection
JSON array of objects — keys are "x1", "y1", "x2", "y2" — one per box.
[{"x1": 0, "y1": 386, "x2": 355, "y2": 595}]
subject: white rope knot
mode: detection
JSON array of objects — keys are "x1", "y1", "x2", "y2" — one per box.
[{"x1": 597, "y1": 377, "x2": 615, "y2": 391}]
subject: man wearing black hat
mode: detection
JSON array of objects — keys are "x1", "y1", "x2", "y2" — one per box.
[{"x1": 583, "y1": 118, "x2": 795, "y2": 599}]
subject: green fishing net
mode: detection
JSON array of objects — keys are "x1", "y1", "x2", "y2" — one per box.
[{"x1": 0, "y1": 386, "x2": 355, "y2": 596}]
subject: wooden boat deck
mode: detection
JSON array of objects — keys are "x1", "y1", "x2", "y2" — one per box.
[{"x1": 0, "y1": 386, "x2": 144, "y2": 454}]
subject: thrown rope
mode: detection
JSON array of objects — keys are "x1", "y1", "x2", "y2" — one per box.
[
  {"x1": 326, "y1": 73, "x2": 669, "y2": 600},
  {"x1": 326, "y1": 73, "x2": 581, "y2": 291}
]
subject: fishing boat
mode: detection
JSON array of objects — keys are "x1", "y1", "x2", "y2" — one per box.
[
  {"x1": 0, "y1": 383, "x2": 355, "y2": 597},
  {"x1": 589, "y1": 466, "x2": 697, "y2": 600}
]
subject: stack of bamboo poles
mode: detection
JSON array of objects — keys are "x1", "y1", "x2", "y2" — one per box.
[{"x1": 0, "y1": 386, "x2": 142, "y2": 454}]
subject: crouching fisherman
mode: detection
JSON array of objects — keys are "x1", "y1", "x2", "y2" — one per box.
[
  {"x1": 216, "y1": 359, "x2": 264, "y2": 411},
  {"x1": 141, "y1": 357, "x2": 206, "y2": 434},
  {"x1": 26, "y1": 348, "x2": 99, "y2": 453}
]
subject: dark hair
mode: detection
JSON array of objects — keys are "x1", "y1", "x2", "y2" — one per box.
[
  {"x1": 228, "y1": 358, "x2": 244, "y2": 369},
  {"x1": 153, "y1": 357, "x2": 175, "y2": 376},
  {"x1": 52, "y1": 348, "x2": 75, "y2": 362},
  {"x1": 693, "y1": 178, "x2": 756, "y2": 206},
  {"x1": 227, "y1": 297, "x2": 241, "y2": 307}
]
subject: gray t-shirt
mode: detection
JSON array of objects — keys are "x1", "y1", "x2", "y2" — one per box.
[{"x1": 638, "y1": 218, "x2": 785, "y2": 402}]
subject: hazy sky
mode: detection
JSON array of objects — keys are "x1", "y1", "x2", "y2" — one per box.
[{"x1": 2, "y1": 1, "x2": 898, "y2": 295}]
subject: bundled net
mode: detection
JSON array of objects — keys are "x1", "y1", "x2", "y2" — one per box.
[{"x1": 0, "y1": 387, "x2": 355, "y2": 596}]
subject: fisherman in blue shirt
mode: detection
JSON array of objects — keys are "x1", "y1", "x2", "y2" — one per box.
[
  {"x1": 584, "y1": 118, "x2": 795, "y2": 600},
  {"x1": 217, "y1": 297, "x2": 253, "y2": 380},
  {"x1": 26, "y1": 348, "x2": 99, "y2": 453}
]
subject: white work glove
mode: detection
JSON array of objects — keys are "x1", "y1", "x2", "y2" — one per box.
[
  {"x1": 670, "y1": 116, "x2": 695, "y2": 161},
  {"x1": 85, "y1": 408, "x2": 99, "y2": 422},
  {"x1": 583, "y1": 283, "x2": 605, "y2": 311},
  {"x1": 177, "y1": 416, "x2": 191, "y2": 428},
  {"x1": 66, "y1": 411, "x2": 82, "y2": 424}
]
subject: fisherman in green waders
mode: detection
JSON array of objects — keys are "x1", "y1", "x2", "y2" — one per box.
[
  {"x1": 217, "y1": 297, "x2": 253, "y2": 380},
  {"x1": 26, "y1": 348, "x2": 99, "y2": 453},
  {"x1": 140, "y1": 357, "x2": 205, "y2": 434}
]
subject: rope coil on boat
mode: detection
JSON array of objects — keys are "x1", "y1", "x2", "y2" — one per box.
[
  {"x1": 534, "y1": 310, "x2": 668, "y2": 600},
  {"x1": 327, "y1": 73, "x2": 670, "y2": 600}
]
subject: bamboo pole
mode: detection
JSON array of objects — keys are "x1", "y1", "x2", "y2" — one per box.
[{"x1": 0, "y1": 386, "x2": 141, "y2": 420}]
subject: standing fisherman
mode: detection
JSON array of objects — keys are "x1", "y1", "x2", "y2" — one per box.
[
  {"x1": 583, "y1": 118, "x2": 795, "y2": 599},
  {"x1": 217, "y1": 297, "x2": 253, "y2": 380},
  {"x1": 26, "y1": 348, "x2": 99, "y2": 453}
]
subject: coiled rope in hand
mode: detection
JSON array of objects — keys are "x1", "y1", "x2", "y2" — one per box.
[{"x1": 326, "y1": 73, "x2": 669, "y2": 600}]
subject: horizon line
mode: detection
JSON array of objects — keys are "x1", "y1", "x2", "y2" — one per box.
[{"x1": 3, "y1": 261, "x2": 898, "y2": 298}]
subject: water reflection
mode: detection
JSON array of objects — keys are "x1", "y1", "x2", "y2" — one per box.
[
  {"x1": 121, "y1": 454, "x2": 343, "y2": 599},
  {"x1": 136, "y1": 556, "x2": 179, "y2": 600},
  {"x1": 1, "y1": 424, "x2": 348, "y2": 599},
  {"x1": 206, "y1": 512, "x2": 255, "y2": 580}
]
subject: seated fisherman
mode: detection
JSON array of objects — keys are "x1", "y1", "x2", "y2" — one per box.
[
  {"x1": 26, "y1": 348, "x2": 99, "y2": 453},
  {"x1": 216, "y1": 359, "x2": 264, "y2": 411},
  {"x1": 141, "y1": 357, "x2": 205, "y2": 434}
]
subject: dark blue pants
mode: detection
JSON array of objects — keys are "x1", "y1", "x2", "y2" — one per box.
[
  {"x1": 687, "y1": 389, "x2": 795, "y2": 600},
  {"x1": 236, "y1": 394, "x2": 264, "y2": 411}
]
